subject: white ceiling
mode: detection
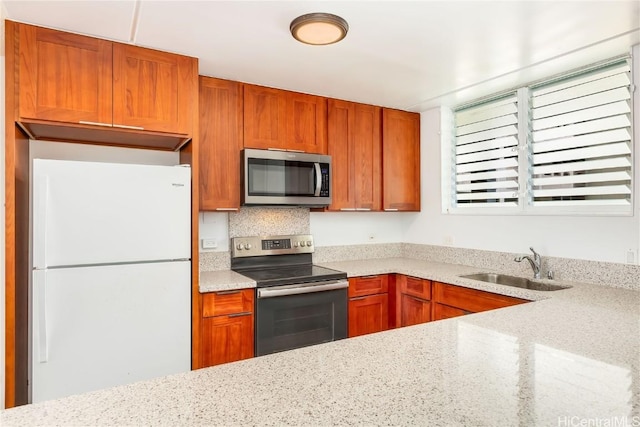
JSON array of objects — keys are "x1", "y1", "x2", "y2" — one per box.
[{"x1": 3, "y1": 0, "x2": 640, "y2": 111}]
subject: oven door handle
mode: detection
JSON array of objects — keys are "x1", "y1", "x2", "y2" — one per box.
[{"x1": 257, "y1": 280, "x2": 348, "y2": 299}]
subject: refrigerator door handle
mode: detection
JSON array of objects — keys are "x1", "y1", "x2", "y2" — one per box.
[
  {"x1": 33, "y1": 175, "x2": 49, "y2": 269},
  {"x1": 33, "y1": 271, "x2": 49, "y2": 363}
]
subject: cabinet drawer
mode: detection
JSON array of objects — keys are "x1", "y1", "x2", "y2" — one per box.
[
  {"x1": 202, "y1": 289, "x2": 254, "y2": 318},
  {"x1": 433, "y1": 303, "x2": 468, "y2": 321},
  {"x1": 399, "y1": 275, "x2": 431, "y2": 300},
  {"x1": 348, "y1": 275, "x2": 389, "y2": 298},
  {"x1": 432, "y1": 282, "x2": 527, "y2": 313}
]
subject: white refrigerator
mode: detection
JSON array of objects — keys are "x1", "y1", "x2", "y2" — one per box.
[{"x1": 31, "y1": 159, "x2": 192, "y2": 403}]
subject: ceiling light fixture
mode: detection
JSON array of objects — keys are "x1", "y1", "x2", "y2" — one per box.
[{"x1": 290, "y1": 12, "x2": 349, "y2": 46}]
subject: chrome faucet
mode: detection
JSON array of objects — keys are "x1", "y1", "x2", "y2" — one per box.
[{"x1": 514, "y1": 247, "x2": 541, "y2": 279}]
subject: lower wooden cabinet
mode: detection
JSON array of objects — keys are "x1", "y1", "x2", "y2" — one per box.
[
  {"x1": 348, "y1": 275, "x2": 390, "y2": 337},
  {"x1": 400, "y1": 294, "x2": 431, "y2": 326},
  {"x1": 199, "y1": 289, "x2": 254, "y2": 368},
  {"x1": 432, "y1": 302, "x2": 468, "y2": 321},
  {"x1": 432, "y1": 281, "x2": 527, "y2": 317},
  {"x1": 397, "y1": 275, "x2": 432, "y2": 327}
]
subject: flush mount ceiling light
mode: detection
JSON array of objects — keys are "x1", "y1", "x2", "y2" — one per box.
[{"x1": 290, "y1": 12, "x2": 349, "y2": 46}]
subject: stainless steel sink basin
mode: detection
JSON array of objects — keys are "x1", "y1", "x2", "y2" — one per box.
[{"x1": 460, "y1": 273, "x2": 571, "y2": 291}]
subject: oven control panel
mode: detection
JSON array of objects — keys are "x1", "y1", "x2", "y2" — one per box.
[{"x1": 231, "y1": 234, "x2": 314, "y2": 258}]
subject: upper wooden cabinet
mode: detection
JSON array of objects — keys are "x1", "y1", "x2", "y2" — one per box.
[
  {"x1": 199, "y1": 77, "x2": 243, "y2": 211},
  {"x1": 13, "y1": 22, "x2": 197, "y2": 150},
  {"x1": 112, "y1": 44, "x2": 195, "y2": 135},
  {"x1": 382, "y1": 109, "x2": 421, "y2": 211},
  {"x1": 244, "y1": 84, "x2": 327, "y2": 154},
  {"x1": 18, "y1": 24, "x2": 113, "y2": 125},
  {"x1": 327, "y1": 100, "x2": 381, "y2": 211}
]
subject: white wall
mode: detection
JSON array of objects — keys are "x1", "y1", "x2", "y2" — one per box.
[
  {"x1": 310, "y1": 212, "x2": 408, "y2": 247},
  {"x1": 404, "y1": 47, "x2": 640, "y2": 264}
]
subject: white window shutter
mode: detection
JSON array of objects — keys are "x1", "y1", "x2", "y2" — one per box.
[
  {"x1": 530, "y1": 60, "x2": 632, "y2": 208},
  {"x1": 454, "y1": 95, "x2": 520, "y2": 207}
]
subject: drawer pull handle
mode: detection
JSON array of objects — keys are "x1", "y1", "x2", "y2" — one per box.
[
  {"x1": 113, "y1": 123, "x2": 145, "y2": 130},
  {"x1": 360, "y1": 275, "x2": 379, "y2": 279},
  {"x1": 79, "y1": 120, "x2": 112, "y2": 127},
  {"x1": 350, "y1": 296, "x2": 368, "y2": 301},
  {"x1": 215, "y1": 208, "x2": 239, "y2": 211},
  {"x1": 356, "y1": 208, "x2": 371, "y2": 211},
  {"x1": 339, "y1": 208, "x2": 356, "y2": 211},
  {"x1": 216, "y1": 290, "x2": 241, "y2": 296},
  {"x1": 228, "y1": 312, "x2": 252, "y2": 318},
  {"x1": 384, "y1": 208, "x2": 399, "y2": 212}
]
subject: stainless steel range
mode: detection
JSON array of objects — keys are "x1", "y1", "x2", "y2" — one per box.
[{"x1": 231, "y1": 234, "x2": 348, "y2": 356}]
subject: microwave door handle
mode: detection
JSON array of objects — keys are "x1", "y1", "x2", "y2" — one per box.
[{"x1": 314, "y1": 163, "x2": 322, "y2": 196}]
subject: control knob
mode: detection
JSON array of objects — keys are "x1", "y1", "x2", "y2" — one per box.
[
  {"x1": 306, "y1": 240, "x2": 312, "y2": 247},
  {"x1": 236, "y1": 243, "x2": 243, "y2": 250},
  {"x1": 244, "y1": 243, "x2": 252, "y2": 250}
]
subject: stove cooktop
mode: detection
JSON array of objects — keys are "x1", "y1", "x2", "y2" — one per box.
[{"x1": 235, "y1": 264, "x2": 347, "y2": 288}]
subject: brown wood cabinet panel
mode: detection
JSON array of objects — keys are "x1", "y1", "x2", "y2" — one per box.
[
  {"x1": 113, "y1": 43, "x2": 196, "y2": 135},
  {"x1": 327, "y1": 99, "x2": 381, "y2": 211},
  {"x1": 382, "y1": 108, "x2": 420, "y2": 211},
  {"x1": 200, "y1": 313, "x2": 254, "y2": 367},
  {"x1": 401, "y1": 294, "x2": 431, "y2": 327},
  {"x1": 202, "y1": 289, "x2": 254, "y2": 318},
  {"x1": 348, "y1": 275, "x2": 389, "y2": 298},
  {"x1": 199, "y1": 77, "x2": 243, "y2": 210},
  {"x1": 18, "y1": 23, "x2": 113, "y2": 125},
  {"x1": 348, "y1": 293, "x2": 389, "y2": 337},
  {"x1": 244, "y1": 85, "x2": 327, "y2": 153},
  {"x1": 398, "y1": 275, "x2": 431, "y2": 300},
  {"x1": 432, "y1": 303, "x2": 469, "y2": 321},
  {"x1": 433, "y1": 282, "x2": 528, "y2": 313},
  {"x1": 243, "y1": 84, "x2": 288, "y2": 150},
  {"x1": 285, "y1": 91, "x2": 327, "y2": 154}
]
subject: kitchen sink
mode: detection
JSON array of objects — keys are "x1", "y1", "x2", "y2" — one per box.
[{"x1": 460, "y1": 273, "x2": 572, "y2": 291}]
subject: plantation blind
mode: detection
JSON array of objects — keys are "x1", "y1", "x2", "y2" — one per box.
[
  {"x1": 530, "y1": 60, "x2": 632, "y2": 207},
  {"x1": 454, "y1": 94, "x2": 520, "y2": 207}
]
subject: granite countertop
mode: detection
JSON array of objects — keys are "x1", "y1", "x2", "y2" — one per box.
[{"x1": 3, "y1": 259, "x2": 639, "y2": 426}]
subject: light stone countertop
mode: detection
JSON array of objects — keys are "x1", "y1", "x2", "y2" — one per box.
[
  {"x1": 3, "y1": 259, "x2": 639, "y2": 426},
  {"x1": 199, "y1": 269, "x2": 256, "y2": 292}
]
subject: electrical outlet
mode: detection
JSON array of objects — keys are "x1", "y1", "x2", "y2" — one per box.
[
  {"x1": 626, "y1": 249, "x2": 636, "y2": 264},
  {"x1": 201, "y1": 238, "x2": 217, "y2": 250}
]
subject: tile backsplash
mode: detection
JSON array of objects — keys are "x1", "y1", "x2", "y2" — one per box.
[{"x1": 228, "y1": 207, "x2": 310, "y2": 238}]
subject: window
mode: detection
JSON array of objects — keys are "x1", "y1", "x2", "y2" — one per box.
[{"x1": 448, "y1": 57, "x2": 633, "y2": 215}]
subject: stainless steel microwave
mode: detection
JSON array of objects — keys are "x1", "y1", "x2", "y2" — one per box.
[{"x1": 242, "y1": 149, "x2": 332, "y2": 207}]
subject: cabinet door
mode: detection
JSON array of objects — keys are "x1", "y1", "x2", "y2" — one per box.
[
  {"x1": 327, "y1": 100, "x2": 381, "y2": 211},
  {"x1": 243, "y1": 84, "x2": 287, "y2": 150},
  {"x1": 18, "y1": 24, "x2": 113, "y2": 124},
  {"x1": 200, "y1": 313, "x2": 254, "y2": 367},
  {"x1": 199, "y1": 77, "x2": 243, "y2": 211},
  {"x1": 353, "y1": 103, "x2": 382, "y2": 210},
  {"x1": 327, "y1": 99, "x2": 355, "y2": 210},
  {"x1": 401, "y1": 294, "x2": 431, "y2": 327},
  {"x1": 113, "y1": 44, "x2": 196, "y2": 135},
  {"x1": 382, "y1": 109, "x2": 420, "y2": 211},
  {"x1": 285, "y1": 91, "x2": 327, "y2": 154},
  {"x1": 348, "y1": 293, "x2": 389, "y2": 337},
  {"x1": 433, "y1": 303, "x2": 468, "y2": 321}
]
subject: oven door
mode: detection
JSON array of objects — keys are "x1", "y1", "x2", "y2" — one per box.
[
  {"x1": 243, "y1": 149, "x2": 331, "y2": 206},
  {"x1": 256, "y1": 280, "x2": 348, "y2": 356}
]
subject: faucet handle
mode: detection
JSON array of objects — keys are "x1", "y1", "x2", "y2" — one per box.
[{"x1": 529, "y1": 247, "x2": 540, "y2": 260}]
